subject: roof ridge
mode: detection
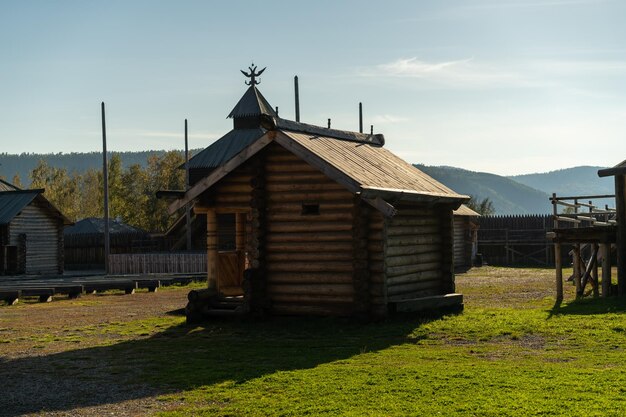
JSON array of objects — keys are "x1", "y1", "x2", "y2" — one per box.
[{"x1": 262, "y1": 116, "x2": 385, "y2": 147}]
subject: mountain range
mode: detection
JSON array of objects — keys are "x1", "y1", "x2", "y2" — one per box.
[{"x1": 0, "y1": 151, "x2": 614, "y2": 215}]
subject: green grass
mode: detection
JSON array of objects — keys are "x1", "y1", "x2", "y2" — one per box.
[
  {"x1": 92, "y1": 267, "x2": 626, "y2": 416},
  {"x1": 8, "y1": 267, "x2": 626, "y2": 415}
]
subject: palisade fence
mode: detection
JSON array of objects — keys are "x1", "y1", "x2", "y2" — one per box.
[
  {"x1": 108, "y1": 252, "x2": 207, "y2": 275},
  {"x1": 477, "y1": 214, "x2": 565, "y2": 266},
  {"x1": 64, "y1": 232, "x2": 173, "y2": 270}
]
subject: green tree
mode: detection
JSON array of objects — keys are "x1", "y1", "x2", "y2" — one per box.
[{"x1": 466, "y1": 195, "x2": 495, "y2": 216}]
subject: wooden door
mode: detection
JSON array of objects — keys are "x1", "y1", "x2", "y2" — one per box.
[{"x1": 217, "y1": 250, "x2": 245, "y2": 296}]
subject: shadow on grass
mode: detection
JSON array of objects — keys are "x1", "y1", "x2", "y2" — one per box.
[
  {"x1": 0, "y1": 313, "x2": 450, "y2": 416},
  {"x1": 549, "y1": 296, "x2": 626, "y2": 317}
]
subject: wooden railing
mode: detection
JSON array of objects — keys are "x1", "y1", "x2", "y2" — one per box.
[
  {"x1": 108, "y1": 252, "x2": 207, "y2": 275},
  {"x1": 550, "y1": 193, "x2": 616, "y2": 228}
]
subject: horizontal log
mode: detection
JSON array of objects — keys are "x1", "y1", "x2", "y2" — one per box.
[
  {"x1": 387, "y1": 279, "x2": 442, "y2": 296},
  {"x1": 387, "y1": 262, "x2": 442, "y2": 278},
  {"x1": 266, "y1": 252, "x2": 353, "y2": 262},
  {"x1": 268, "y1": 283, "x2": 355, "y2": 296},
  {"x1": 265, "y1": 173, "x2": 329, "y2": 183},
  {"x1": 268, "y1": 271, "x2": 353, "y2": 284},
  {"x1": 265, "y1": 162, "x2": 320, "y2": 173},
  {"x1": 266, "y1": 182, "x2": 346, "y2": 192},
  {"x1": 266, "y1": 242, "x2": 353, "y2": 252},
  {"x1": 271, "y1": 294, "x2": 354, "y2": 304},
  {"x1": 386, "y1": 225, "x2": 440, "y2": 236},
  {"x1": 266, "y1": 231, "x2": 353, "y2": 243},
  {"x1": 386, "y1": 234, "x2": 442, "y2": 247},
  {"x1": 267, "y1": 202, "x2": 354, "y2": 212},
  {"x1": 386, "y1": 252, "x2": 442, "y2": 267},
  {"x1": 387, "y1": 271, "x2": 442, "y2": 287},
  {"x1": 386, "y1": 244, "x2": 441, "y2": 257},
  {"x1": 388, "y1": 217, "x2": 439, "y2": 227},
  {"x1": 388, "y1": 288, "x2": 440, "y2": 302},
  {"x1": 267, "y1": 222, "x2": 353, "y2": 233},
  {"x1": 266, "y1": 212, "x2": 353, "y2": 222},
  {"x1": 369, "y1": 261, "x2": 385, "y2": 273},
  {"x1": 215, "y1": 181, "x2": 252, "y2": 191},
  {"x1": 367, "y1": 242, "x2": 384, "y2": 253},
  {"x1": 267, "y1": 191, "x2": 353, "y2": 203},
  {"x1": 369, "y1": 283, "x2": 385, "y2": 297},
  {"x1": 394, "y1": 207, "x2": 436, "y2": 217},
  {"x1": 267, "y1": 261, "x2": 353, "y2": 273},
  {"x1": 271, "y1": 303, "x2": 354, "y2": 317},
  {"x1": 369, "y1": 252, "x2": 384, "y2": 262},
  {"x1": 265, "y1": 153, "x2": 302, "y2": 162},
  {"x1": 370, "y1": 272, "x2": 385, "y2": 283}
]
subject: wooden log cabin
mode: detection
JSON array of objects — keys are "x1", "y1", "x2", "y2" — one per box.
[
  {"x1": 0, "y1": 180, "x2": 72, "y2": 276},
  {"x1": 169, "y1": 70, "x2": 469, "y2": 319}
]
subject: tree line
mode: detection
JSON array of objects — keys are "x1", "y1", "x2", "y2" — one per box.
[{"x1": 12, "y1": 152, "x2": 186, "y2": 232}]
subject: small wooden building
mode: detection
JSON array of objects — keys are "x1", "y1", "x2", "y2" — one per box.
[
  {"x1": 171, "y1": 72, "x2": 468, "y2": 318},
  {"x1": 0, "y1": 181, "x2": 71, "y2": 276},
  {"x1": 453, "y1": 205, "x2": 480, "y2": 271}
]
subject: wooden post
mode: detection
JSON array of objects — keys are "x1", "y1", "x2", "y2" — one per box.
[
  {"x1": 602, "y1": 243, "x2": 612, "y2": 297},
  {"x1": 616, "y1": 174, "x2": 626, "y2": 296},
  {"x1": 206, "y1": 209, "x2": 218, "y2": 290},
  {"x1": 573, "y1": 246, "x2": 582, "y2": 297},
  {"x1": 555, "y1": 242, "x2": 563, "y2": 302},
  {"x1": 185, "y1": 119, "x2": 192, "y2": 251},
  {"x1": 101, "y1": 102, "x2": 110, "y2": 275},
  {"x1": 592, "y1": 243, "x2": 599, "y2": 297},
  {"x1": 235, "y1": 213, "x2": 245, "y2": 251}
]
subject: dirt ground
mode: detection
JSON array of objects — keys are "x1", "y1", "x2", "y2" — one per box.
[{"x1": 0, "y1": 267, "x2": 566, "y2": 416}]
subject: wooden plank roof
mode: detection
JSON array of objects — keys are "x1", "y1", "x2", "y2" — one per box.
[
  {"x1": 0, "y1": 190, "x2": 39, "y2": 225},
  {"x1": 598, "y1": 159, "x2": 626, "y2": 177},
  {"x1": 453, "y1": 204, "x2": 480, "y2": 216},
  {"x1": 187, "y1": 128, "x2": 266, "y2": 170},
  {"x1": 277, "y1": 130, "x2": 467, "y2": 202}
]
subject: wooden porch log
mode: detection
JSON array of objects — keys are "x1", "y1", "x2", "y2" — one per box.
[{"x1": 602, "y1": 243, "x2": 611, "y2": 297}]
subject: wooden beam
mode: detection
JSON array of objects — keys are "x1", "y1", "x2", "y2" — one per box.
[
  {"x1": 207, "y1": 209, "x2": 217, "y2": 291},
  {"x1": 602, "y1": 243, "x2": 612, "y2": 297},
  {"x1": 361, "y1": 197, "x2": 397, "y2": 218},
  {"x1": 616, "y1": 174, "x2": 626, "y2": 296},
  {"x1": 168, "y1": 133, "x2": 274, "y2": 215}
]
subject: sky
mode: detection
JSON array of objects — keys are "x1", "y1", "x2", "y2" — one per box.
[{"x1": 1, "y1": 0, "x2": 625, "y2": 175}]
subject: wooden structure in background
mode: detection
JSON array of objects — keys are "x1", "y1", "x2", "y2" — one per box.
[
  {"x1": 453, "y1": 205, "x2": 479, "y2": 270},
  {"x1": 548, "y1": 192, "x2": 617, "y2": 301},
  {"x1": 0, "y1": 181, "x2": 71, "y2": 276},
  {"x1": 169, "y1": 71, "x2": 468, "y2": 319}
]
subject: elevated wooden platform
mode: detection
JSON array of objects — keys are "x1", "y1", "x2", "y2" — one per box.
[{"x1": 547, "y1": 225, "x2": 616, "y2": 244}]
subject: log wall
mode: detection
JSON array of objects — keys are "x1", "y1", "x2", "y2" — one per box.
[
  {"x1": 384, "y1": 204, "x2": 449, "y2": 301},
  {"x1": 263, "y1": 143, "x2": 357, "y2": 316},
  {"x1": 8, "y1": 201, "x2": 63, "y2": 275},
  {"x1": 454, "y1": 216, "x2": 470, "y2": 268}
]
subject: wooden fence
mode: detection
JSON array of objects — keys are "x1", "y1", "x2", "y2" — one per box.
[
  {"x1": 64, "y1": 232, "x2": 172, "y2": 270},
  {"x1": 108, "y1": 252, "x2": 207, "y2": 275},
  {"x1": 478, "y1": 214, "x2": 555, "y2": 266}
]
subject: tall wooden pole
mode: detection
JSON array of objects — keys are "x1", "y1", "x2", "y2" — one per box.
[
  {"x1": 359, "y1": 102, "x2": 363, "y2": 133},
  {"x1": 101, "y1": 102, "x2": 110, "y2": 275},
  {"x1": 294, "y1": 75, "x2": 300, "y2": 122},
  {"x1": 616, "y1": 174, "x2": 626, "y2": 296},
  {"x1": 185, "y1": 119, "x2": 192, "y2": 251}
]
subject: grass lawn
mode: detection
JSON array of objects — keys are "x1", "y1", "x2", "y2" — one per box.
[{"x1": 3, "y1": 267, "x2": 626, "y2": 416}]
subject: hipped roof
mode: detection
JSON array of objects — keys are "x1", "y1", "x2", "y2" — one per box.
[
  {"x1": 227, "y1": 86, "x2": 277, "y2": 119},
  {"x1": 187, "y1": 128, "x2": 266, "y2": 170}
]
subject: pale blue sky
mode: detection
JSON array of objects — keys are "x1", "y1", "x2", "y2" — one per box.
[{"x1": 1, "y1": 0, "x2": 625, "y2": 175}]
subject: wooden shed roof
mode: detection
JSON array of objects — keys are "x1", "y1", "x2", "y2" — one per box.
[
  {"x1": 0, "y1": 189, "x2": 72, "y2": 226},
  {"x1": 453, "y1": 204, "x2": 480, "y2": 216},
  {"x1": 169, "y1": 117, "x2": 468, "y2": 215},
  {"x1": 598, "y1": 160, "x2": 626, "y2": 177},
  {"x1": 187, "y1": 128, "x2": 267, "y2": 170},
  {"x1": 0, "y1": 179, "x2": 19, "y2": 192}
]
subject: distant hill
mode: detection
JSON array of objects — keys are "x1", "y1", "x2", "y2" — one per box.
[
  {"x1": 416, "y1": 165, "x2": 551, "y2": 215},
  {"x1": 510, "y1": 166, "x2": 613, "y2": 196},
  {"x1": 0, "y1": 150, "x2": 201, "y2": 186}
]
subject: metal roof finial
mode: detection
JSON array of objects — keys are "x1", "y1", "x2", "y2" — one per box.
[{"x1": 241, "y1": 63, "x2": 266, "y2": 86}]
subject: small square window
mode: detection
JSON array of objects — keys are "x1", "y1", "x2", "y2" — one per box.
[{"x1": 301, "y1": 203, "x2": 320, "y2": 216}]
